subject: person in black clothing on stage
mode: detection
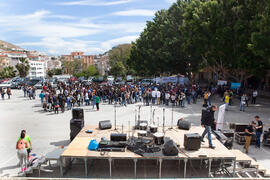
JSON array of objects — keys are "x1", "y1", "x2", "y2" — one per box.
[
  {"x1": 255, "y1": 116, "x2": 263, "y2": 148},
  {"x1": 201, "y1": 105, "x2": 217, "y2": 149}
]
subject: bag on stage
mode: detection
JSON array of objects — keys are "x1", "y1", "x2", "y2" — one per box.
[{"x1": 88, "y1": 139, "x2": 99, "y2": 150}]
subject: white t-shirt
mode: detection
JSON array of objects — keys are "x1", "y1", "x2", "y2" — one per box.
[
  {"x1": 253, "y1": 91, "x2": 258, "y2": 97},
  {"x1": 156, "y1": 91, "x2": 161, "y2": 98},
  {"x1": 152, "y1": 91, "x2": 157, "y2": 98}
]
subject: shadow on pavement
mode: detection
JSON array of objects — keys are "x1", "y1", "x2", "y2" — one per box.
[{"x1": 50, "y1": 140, "x2": 70, "y2": 147}]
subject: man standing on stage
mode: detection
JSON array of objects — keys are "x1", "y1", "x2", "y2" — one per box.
[
  {"x1": 255, "y1": 116, "x2": 263, "y2": 148},
  {"x1": 201, "y1": 105, "x2": 217, "y2": 149}
]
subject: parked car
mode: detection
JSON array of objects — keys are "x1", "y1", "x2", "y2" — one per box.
[
  {"x1": 126, "y1": 75, "x2": 134, "y2": 82},
  {"x1": 0, "y1": 81, "x2": 12, "y2": 88},
  {"x1": 34, "y1": 81, "x2": 43, "y2": 89}
]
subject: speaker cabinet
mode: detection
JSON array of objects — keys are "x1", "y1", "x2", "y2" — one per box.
[
  {"x1": 99, "y1": 120, "x2": 112, "y2": 130},
  {"x1": 110, "y1": 133, "x2": 127, "y2": 141},
  {"x1": 70, "y1": 118, "x2": 84, "y2": 141},
  {"x1": 184, "y1": 133, "x2": 201, "y2": 150},
  {"x1": 72, "y1": 108, "x2": 84, "y2": 119},
  {"x1": 177, "y1": 120, "x2": 191, "y2": 130},
  {"x1": 162, "y1": 140, "x2": 178, "y2": 156}
]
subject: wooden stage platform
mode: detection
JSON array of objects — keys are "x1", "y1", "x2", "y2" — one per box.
[{"x1": 59, "y1": 125, "x2": 243, "y2": 178}]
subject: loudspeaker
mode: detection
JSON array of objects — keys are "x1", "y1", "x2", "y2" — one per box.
[
  {"x1": 222, "y1": 129, "x2": 234, "y2": 138},
  {"x1": 72, "y1": 108, "x2": 84, "y2": 119},
  {"x1": 70, "y1": 118, "x2": 84, "y2": 141},
  {"x1": 234, "y1": 124, "x2": 248, "y2": 132},
  {"x1": 184, "y1": 133, "x2": 201, "y2": 150},
  {"x1": 110, "y1": 133, "x2": 127, "y2": 141},
  {"x1": 99, "y1": 120, "x2": 112, "y2": 130},
  {"x1": 177, "y1": 120, "x2": 191, "y2": 130},
  {"x1": 162, "y1": 140, "x2": 178, "y2": 156}
]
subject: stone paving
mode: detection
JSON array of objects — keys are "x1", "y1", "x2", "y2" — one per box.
[{"x1": 0, "y1": 90, "x2": 270, "y2": 178}]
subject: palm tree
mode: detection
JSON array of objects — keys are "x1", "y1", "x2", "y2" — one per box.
[
  {"x1": 15, "y1": 57, "x2": 30, "y2": 77},
  {"x1": 0, "y1": 66, "x2": 16, "y2": 78}
]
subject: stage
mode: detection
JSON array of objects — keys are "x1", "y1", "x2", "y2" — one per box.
[{"x1": 60, "y1": 125, "x2": 240, "y2": 178}]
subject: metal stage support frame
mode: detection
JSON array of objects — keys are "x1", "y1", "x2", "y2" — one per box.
[{"x1": 60, "y1": 156, "x2": 237, "y2": 178}]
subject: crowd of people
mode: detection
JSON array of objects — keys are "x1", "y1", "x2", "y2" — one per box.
[{"x1": 17, "y1": 80, "x2": 260, "y2": 114}]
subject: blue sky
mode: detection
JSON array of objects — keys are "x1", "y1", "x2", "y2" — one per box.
[{"x1": 0, "y1": 0, "x2": 175, "y2": 55}]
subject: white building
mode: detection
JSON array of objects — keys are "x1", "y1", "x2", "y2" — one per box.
[{"x1": 28, "y1": 60, "x2": 46, "y2": 79}]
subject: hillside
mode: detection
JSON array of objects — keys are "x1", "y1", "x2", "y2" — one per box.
[{"x1": 0, "y1": 40, "x2": 22, "y2": 51}]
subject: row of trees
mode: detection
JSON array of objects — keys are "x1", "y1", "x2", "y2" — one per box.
[{"x1": 127, "y1": 0, "x2": 270, "y2": 83}]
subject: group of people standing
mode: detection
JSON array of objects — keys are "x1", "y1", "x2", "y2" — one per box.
[{"x1": 0, "y1": 87, "x2": 12, "y2": 100}]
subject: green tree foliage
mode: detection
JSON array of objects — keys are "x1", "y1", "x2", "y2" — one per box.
[
  {"x1": 108, "y1": 44, "x2": 132, "y2": 77},
  {"x1": 75, "y1": 65, "x2": 99, "y2": 78},
  {"x1": 47, "y1": 68, "x2": 63, "y2": 77},
  {"x1": 15, "y1": 58, "x2": 30, "y2": 77},
  {"x1": 128, "y1": 0, "x2": 270, "y2": 82},
  {"x1": 0, "y1": 66, "x2": 16, "y2": 78}
]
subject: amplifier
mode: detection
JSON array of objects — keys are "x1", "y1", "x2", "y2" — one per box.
[
  {"x1": 177, "y1": 120, "x2": 191, "y2": 130},
  {"x1": 222, "y1": 129, "x2": 234, "y2": 138},
  {"x1": 99, "y1": 120, "x2": 112, "y2": 130},
  {"x1": 184, "y1": 133, "x2": 201, "y2": 150},
  {"x1": 110, "y1": 133, "x2": 127, "y2": 141},
  {"x1": 72, "y1": 108, "x2": 84, "y2": 119}
]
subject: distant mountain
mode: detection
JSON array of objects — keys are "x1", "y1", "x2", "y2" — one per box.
[{"x1": 0, "y1": 40, "x2": 23, "y2": 51}]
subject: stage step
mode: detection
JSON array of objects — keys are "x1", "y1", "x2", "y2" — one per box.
[{"x1": 230, "y1": 149, "x2": 270, "y2": 177}]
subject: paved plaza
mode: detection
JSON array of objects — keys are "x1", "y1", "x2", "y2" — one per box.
[{"x1": 1, "y1": 90, "x2": 270, "y2": 178}]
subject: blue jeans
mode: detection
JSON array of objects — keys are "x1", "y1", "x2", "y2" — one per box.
[
  {"x1": 187, "y1": 96, "x2": 191, "y2": 104},
  {"x1": 225, "y1": 103, "x2": 229, "y2": 111},
  {"x1": 240, "y1": 103, "x2": 245, "y2": 111},
  {"x1": 256, "y1": 131, "x2": 262, "y2": 148},
  {"x1": 201, "y1": 125, "x2": 213, "y2": 147}
]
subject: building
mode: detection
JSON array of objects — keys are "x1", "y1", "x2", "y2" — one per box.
[
  {"x1": 0, "y1": 55, "x2": 10, "y2": 70},
  {"x1": 47, "y1": 56, "x2": 62, "y2": 70},
  {"x1": 61, "y1": 52, "x2": 94, "y2": 73},
  {"x1": 94, "y1": 53, "x2": 110, "y2": 75},
  {"x1": 62, "y1": 52, "x2": 94, "y2": 67},
  {"x1": 28, "y1": 60, "x2": 46, "y2": 79}
]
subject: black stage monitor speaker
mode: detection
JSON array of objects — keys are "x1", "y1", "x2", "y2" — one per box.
[
  {"x1": 222, "y1": 129, "x2": 234, "y2": 138},
  {"x1": 110, "y1": 133, "x2": 127, "y2": 141},
  {"x1": 163, "y1": 140, "x2": 178, "y2": 156},
  {"x1": 184, "y1": 133, "x2": 201, "y2": 150},
  {"x1": 70, "y1": 118, "x2": 84, "y2": 141},
  {"x1": 99, "y1": 120, "x2": 112, "y2": 130},
  {"x1": 177, "y1": 120, "x2": 191, "y2": 130},
  {"x1": 72, "y1": 108, "x2": 84, "y2": 119}
]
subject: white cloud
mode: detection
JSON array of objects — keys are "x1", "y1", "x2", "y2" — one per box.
[
  {"x1": 18, "y1": 37, "x2": 103, "y2": 55},
  {"x1": 0, "y1": 10, "x2": 145, "y2": 55},
  {"x1": 112, "y1": 9, "x2": 155, "y2": 17},
  {"x1": 56, "y1": 0, "x2": 133, "y2": 6},
  {"x1": 101, "y1": 35, "x2": 138, "y2": 50}
]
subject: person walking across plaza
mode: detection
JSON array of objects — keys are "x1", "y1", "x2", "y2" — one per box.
[
  {"x1": 201, "y1": 105, "x2": 217, "y2": 149},
  {"x1": 252, "y1": 89, "x2": 258, "y2": 104},
  {"x1": 244, "y1": 121, "x2": 255, "y2": 154},
  {"x1": 16, "y1": 132, "x2": 28, "y2": 172},
  {"x1": 240, "y1": 93, "x2": 247, "y2": 112},
  {"x1": 255, "y1": 116, "x2": 263, "y2": 148},
  {"x1": 18, "y1": 130, "x2": 32, "y2": 156},
  {"x1": 7, "y1": 88, "x2": 11, "y2": 99},
  {"x1": 95, "y1": 95, "x2": 100, "y2": 111},
  {"x1": 224, "y1": 94, "x2": 230, "y2": 111}
]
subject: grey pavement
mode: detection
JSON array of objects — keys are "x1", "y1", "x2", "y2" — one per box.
[{"x1": 0, "y1": 90, "x2": 270, "y2": 178}]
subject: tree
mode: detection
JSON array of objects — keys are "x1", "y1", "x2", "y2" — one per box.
[
  {"x1": 0, "y1": 66, "x2": 16, "y2": 78},
  {"x1": 15, "y1": 58, "x2": 30, "y2": 77},
  {"x1": 128, "y1": 0, "x2": 270, "y2": 84},
  {"x1": 75, "y1": 65, "x2": 99, "y2": 78},
  {"x1": 108, "y1": 44, "x2": 133, "y2": 77}
]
